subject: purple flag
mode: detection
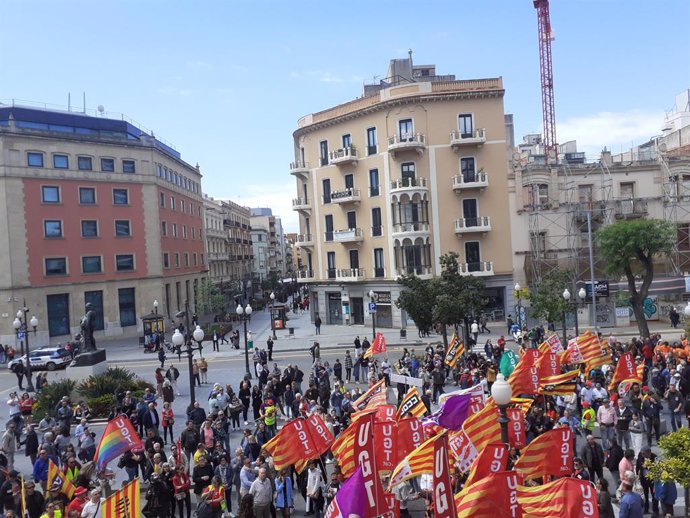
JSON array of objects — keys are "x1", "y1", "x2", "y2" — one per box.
[
  {"x1": 324, "y1": 466, "x2": 366, "y2": 518},
  {"x1": 422, "y1": 394, "x2": 472, "y2": 431}
]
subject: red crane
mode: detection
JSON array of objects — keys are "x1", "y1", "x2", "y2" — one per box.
[{"x1": 534, "y1": 0, "x2": 557, "y2": 163}]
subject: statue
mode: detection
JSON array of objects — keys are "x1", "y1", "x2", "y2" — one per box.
[{"x1": 80, "y1": 302, "x2": 98, "y2": 352}]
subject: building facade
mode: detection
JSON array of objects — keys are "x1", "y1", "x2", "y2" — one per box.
[
  {"x1": 251, "y1": 209, "x2": 286, "y2": 283},
  {"x1": 0, "y1": 105, "x2": 206, "y2": 344},
  {"x1": 204, "y1": 196, "x2": 252, "y2": 287},
  {"x1": 291, "y1": 57, "x2": 515, "y2": 328}
]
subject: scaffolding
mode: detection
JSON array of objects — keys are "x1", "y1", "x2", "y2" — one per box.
[{"x1": 661, "y1": 143, "x2": 690, "y2": 276}]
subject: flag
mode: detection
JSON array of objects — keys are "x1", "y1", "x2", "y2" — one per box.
[
  {"x1": 507, "y1": 408, "x2": 526, "y2": 449},
  {"x1": 93, "y1": 415, "x2": 143, "y2": 470},
  {"x1": 422, "y1": 394, "x2": 472, "y2": 431},
  {"x1": 455, "y1": 471, "x2": 524, "y2": 518},
  {"x1": 513, "y1": 428, "x2": 573, "y2": 480},
  {"x1": 397, "y1": 416, "x2": 424, "y2": 462},
  {"x1": 374, "y1": 420, "x2": 397, "y2": 471},
  {"x1": 433, "y1": 435, "x2": 457, "y2": 518},
  {"x1": 508, "y1": 349, "x2": 541, "y2": 396},
  {"x1": 305, "y1": 413, "x2": 335, "y2": 455},
  {"x1": 264, "y1": 418, "x2": 323, "y2": 471},
  {"x1": 103, "y1": 478, "x2": 140, "y2": 518},
  {"x1": 363, "y1": 332, "x2": 386, "y2": 359},
  {"x1": 332, "y1": 424, "x2": 357, "y2": 477},
  {"x1": 47, "y1": 459, "x2": 76, "y2": 498},
  {"x1": 539, "y1": 369, "x2": 580, "y2": 396},
  {"x1": 609, "y1": 352, "x2": 642, "y2": 390},
  {"x1": 353, "y1": 413, "x2": 387, "y2": 518},
  {"x1": 444, "y1": 334, "x2": 465, "y2": 368},
  {"x1": 499, "y1": 350, "x2": 519, "y2": 377},
  {"x1": 464, "y1": 443, "x2": 508, "y2": 487},
  {"x1": 439, "y1": 383, "x2": 485, "y2": 409},
  {"x1": 538, "y1": 334, "x2": 564, "y2": 354},
  {"x1": 577, "y1": 330, "x2": 603, "y2": 362},
  {"x1": 21, "y1": 476, "x2": 27, "y2": 518},
  {"x1": 517, "y1": 477, "x2": 598, "y2": 518},
  {"x1": 389, "y1": 434, "x2": 436, "y2": 487},
  {"x1": 537, "y1": 352, "x2": 561, "y2": 379},
  {"x1": 585, "y1": 339, "x2": 611, "y2": 373},
  {"x1": 396, "y1": 386, "x2": 426, "y2": 419},
  {"x1": 448, "y1": 429, "x2": 478, "y2": 472},
  {"x1": 460, "y1": 399, "x2": 501, "y2": 453},
  {"x1": 561, "y1": 338, "x2": 584, "y2": 365},
  {"x1": 324, "y1": 467, "x2": 367, "y2": 518},
  {"x1": 353, "y1": 379, "x2": 387, "y2": 412}
]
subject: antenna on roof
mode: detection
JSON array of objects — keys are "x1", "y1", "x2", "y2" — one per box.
[
  {"x1": 97, "y1": 105, "x2": 105, "y2": 116},
  {"x1": 83, "y1": 92, "x2": 86, "y2": 113},
  {"x1": 408, "y1": 48, "x2": 413, "y2": 65},
  {"x1": 67, "y1": 93, "x2": 71, "y2": 112}
]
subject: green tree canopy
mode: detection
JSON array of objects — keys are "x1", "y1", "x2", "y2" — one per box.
[
  {"x1": 396, "y1": 275, "x2": 439, "y2": 336},
  {"x1": 647, "y1": 427, "x2": 690, "y2": 517},
  {"x1": 197, "y1": 278, "x2": 225, "y2": 316},
  {"x1": 527, "y1": 268, "x2": 572, "y2": 325},
  {"x1": 595, "y1": 218, "x2": 675, "y2": 337}
]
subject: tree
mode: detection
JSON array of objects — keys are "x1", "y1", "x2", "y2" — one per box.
[
  {"x1": 527, "y1": 268, "x2": 572, "y2": 329},
  {"x1": 646, "y1": 427, "x2": 690, "y2": 517},
  {"x1": 396, "y1": 275, "x2": 439, "y2": 337},
  {"x1": 196, "y1": 279, "x2": 225, "y2": 316},
  {"x1": 261, "y1": 271, "x2": 281, "y2": 293},
  {"x1": 595, "y1": 219, "x2": 675, "y2": 338}
]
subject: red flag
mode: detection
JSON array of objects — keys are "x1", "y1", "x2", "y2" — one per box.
[
  {"x1": 464, "y1": 443, "x2": 508, "y2": 487},
  {"x1": 305, "y1": 413, "x2": 335, "y2": 455},
  {"x1": 513, "y1": 428, "x2": 573, "y2": 480},
  {"x1": 353, "y1": 413, "x2": 387, "y2": 518},
  {"x1": 507, "y1": 408, "x2": 526, "y2": 449},
  {"x1": 448, "y1": 429, "x2": 478, "y2": 472},
  {"x1": 396, "y1": 416, "x2": 423, "y2": 462},
  {"x1": 374, "y1": 421, "x2": 397, "y2": 471},
  {"x1": 374, "y1": 405, "x2": 397, "y2": 422},
  {"x1": 353, "y1": 379, "x2": 387, "y2": 412},
  {"x1": 433, "y1": 435, "x2": 457, "y2": 518},
  {"x1": 384, "y1": 493, "x2": 400, "y2": 518},
  {"x1": 608, "y1": 352, "x2": 641, "y2": 390},
  {"x1": 537, "y1": 352, "x2": 561, "y2": 379},
  {"x1": 363, "y1": 332, "x2": 387, "y2": 359},
  {"x1": 517, "y1": 477, "x2": 598, "y2": 518},
  {"x1": 264, "y1": 420, "x2": 311, "y2": 470},
  {"x1": 508, "y1": 349, "x2": 541, "y2": 396},
  {"x1": 455, "y1": 471, "x2": 524, "y2": 518}
]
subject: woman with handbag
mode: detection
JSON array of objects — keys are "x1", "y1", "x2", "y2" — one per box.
[{"x1": 172, "y1": 464, "x2": 193, "y2": 518}]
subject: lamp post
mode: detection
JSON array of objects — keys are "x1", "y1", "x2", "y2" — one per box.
[
  {"x1": 153, "y1": 299, "x2": 159, "y2": 315},
  {"x1": 236, "y1": 303, "x2": 253, "y2": 379},
  {"x1": 172, "y1": 300, "x2": 204, "y2": 405},
  {"x1": 13, "y1": 303, "x2": 38, "y2": 392},
  {"x1": 562, "y1": 288, "x2": 585, "y2": 343},
  {"x1": 514, "y1": 283, "x2": 523, "y2": 331},
  {"x1": 270, "y1": 292, "x2": 276, "y2": 339},
  {"x1": 368, "y1": 290, "x2": 378, "y2": 341},
  {"x1": 491, "y1": 373, "x2": 512, "y2": 445}
]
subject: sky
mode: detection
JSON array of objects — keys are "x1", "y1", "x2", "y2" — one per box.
[{"x1": 1, "y1": 0, "x2": 688, "y2": 232}]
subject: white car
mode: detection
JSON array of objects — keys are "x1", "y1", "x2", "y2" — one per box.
[{"x1": 8, "y1": 347, "x2": 72, "y2": 371}]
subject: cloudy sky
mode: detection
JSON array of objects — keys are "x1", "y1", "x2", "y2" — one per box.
[{"x1": 1, "y1": 0, "x2": 688, "y2": 231}]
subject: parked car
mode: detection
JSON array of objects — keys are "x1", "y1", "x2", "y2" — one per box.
[{"x1": 8, "y1": 347, "x2": 72, "y2": 371}]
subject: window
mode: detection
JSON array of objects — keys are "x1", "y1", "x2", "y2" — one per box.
[
  {"x1": 184, "y1": 253, "x2": 189, "y2": 267},
  {"x1": 578, "y1": 185, "x2": 593, "y2": 204},
  {"x1": 84, "y1": 291, "x2": 105, "y2": 330},
  {"x1": 159, "y1": 192, "x2": 165, "y2": 208},
  {"x1": 349, "y1": 249, "x2": 359, "y2": 269},
  {"x1": 82, "y1": 256, "x2": 102, "y2": 273},
  {"x1": 201, "y1": 253, "x2": 204, "y2": 265},
  {"x1": 327, "y1": 252, "x2": 336, "y2": 279},
  {"x1": 47, "y1": 293, "x2": 70, "y2": 337},
  {"x1": 115, "y1": 220, "x2": 131, "y2": 237},
  {"x1": 101, "y1": 158, "x2": 115, "y2": 172},
  {"x1": 322, "y1": 179, "x2": 331, "y2": 204},
  {"x1": 53, "y1": 154, "x2": 68, "y2": 169},
  {"x1": 401, "y1": 163, "x2": 416, "y2": 184},
  {"x1": 463, "y1": 199, "x2": 478, "y2": 226},
  {"x1": 461, "y1": 157, "x2": 476, "y2": 182},
  {"x1": 170, "y1": 196, "x2": 175, "y2": 210},
  {"x1": 78, "y1": 157, "x2": 93, "y2": 170},
  {"x1": 347, "y1": 211, "x2": 357, "y2": 229},
  {"x1": 193, "y1": 253, "x2": 198, "y2": 266},
  {"x1": 118, "y1": 288, "x2": 136, "y2": 327},
  {"x1": 174, "y1": 253, "x2": 180, "y2": 267},
  {"x1": 163, "y1": 253, "x2": 170, "y2": 268},
  {"x1": 344, "y1": 174, "x2": 354, "y2": 191},
  {"x1": 620, "y1": 182, "x2": 635, "y2": 199},
  {"x1": 367, "y1": 128, "x2": 377, "y2": 155},
  {"x1": 113, "y1": 189, "x2": 129, "y2": 205},
  {"x1": 115, "y1": 254, "x2": 134, "y2": 271},
  {"x1": 179, "y1": 199, "x2": 184, "y2": 212},
  {"x1": 161, "y1": 221, "x2": 167, "y2": 236},
  {"x1": 374, "y1": 248, "x2": 385, "y2": 277},
  {"x1": 458, "y1": 114, "x2": 474, "y2": 137},
  {"x1": 182, "y1": 225, "x2": 187, "y2": 239},
  {"x1": 79, "y1": 187, "x2": 96, "y2": 204},
  {"x1": 465, "y1": 242, "x2": 481, "y2": 272},
  {"x1": 372, "y1": 208, "x2": 382, "y2": 237},
  {"x1": 325, "y1": 215, "x2": 334, "y2": 242},
  {"x1": 156, "y1": 164, "x2": 163, "y2": 177},
  {"x1": 28, "y1": 152, "x2": 44, "y2": 167},
  {"x1": 122, "y1": 160, "x2": 135, "y2": 173},
  {"x1": 41, "y1": 186, "x2": 60, "y2": 203},
  {"x1": 45, "y1": 257, "x2": 67, "y2": 276},
  {"x1": 369, "y1": 169, "x2": 380, "y2": 197},
  {"x1": 319, "y1": 140, "x2": 329, "y2": 167},
  {"x1": 192, "y1": 227, "x2": 195, "y2": 239},
  {"x1": 81, "y1": 220, "x2": 98, "y2": 238},
  {"x1": 342, "y1": 134, "x2": 352, "y2": 148},
  {"x1": 399, "y1": 119, "x2": 413, "y2": 139},
  {"x1": 174, "y1": 172, "x2": 178, "y2": 185},
  {"x1": 535, "y1": 184, "x2": 549, "y2": 207},
  {"x1": 44, "y1": 220, "x2": 62, "y2": 238},
  {"x1": 172, "y1": 223, "x2": 178, "y2": 237}
]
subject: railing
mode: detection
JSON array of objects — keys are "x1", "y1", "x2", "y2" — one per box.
[
  {"x1": 297, "y1": 270, "x2": 314, "y2": 280},
  {"x1": 296, "y1": 234, "x2": 313, "y2": 245},
  {"x1": 336, "y1": 268, "x2": 365, "y2": 281},
  {"x1": 450, "y1": 128, "x2": 486, "y2": 145},
  {"x1": 459, "y1": 261, "x2": 494, "y2": 275},
  {"x1": 396, "y1": 265, "x2": 432, "y2": 277},
  {"x1": 454, "y1": 216, "x2": 492, "y2": 232},
  {"x1": 392, "y1": 222, "x2": 430, "y2": 234},
  {"x1": 333, "y1": 228, "x2": 363, "y2": 242},
  {"x1": 330, "y1": 188, "x2": 361, "y2": 203},
  {"x1": 452, "y1": 171, "x2": 489, "y2": 189},
  {"x1": 614, "y1": 199, "x2": 648, "y2": 218},
  {"x1": 292, "y1": 197, "x2": 311, "y2": 209},
  {"x1": 329, "y1": 146, "x2": 358, "y2": 164},
  {"x1": 387, "y1": 133, "x2": 426, "y2": 149},
  {"x1": 289, "y1": 160, "x2": 309, "y2": 172},
  {"x1": 390, "y1": 177, "x2": 428, "y2": 190}
]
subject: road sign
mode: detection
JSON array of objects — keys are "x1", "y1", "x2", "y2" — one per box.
[
  {"x1": 17, "y1": 332, "x2": 25, "y2": 340},
  {"x1": 368, "y1": 302, "x2": 377, "y2": 313}
]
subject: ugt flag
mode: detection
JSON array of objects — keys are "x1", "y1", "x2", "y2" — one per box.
[{"x1": 94, "y1": 415, "x2": 143, "y2": 469}]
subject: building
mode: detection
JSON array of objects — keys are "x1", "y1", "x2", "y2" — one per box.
[
  {"x1": 0, "y1": 104, "x2": 206, "y2": 344},
  {"x1": 290, "y1": 55, "x2": 515, "y2": 328},
  {"x1": 250, "y1": 208, "x2": 287, "y2": 285}
]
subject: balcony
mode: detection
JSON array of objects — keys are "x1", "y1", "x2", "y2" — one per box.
[
  {"x1": 292, "y1": 197, "x2": 311, "y2": 211},
  {"x1": 330, "y1": 188, "x2": 361, "y2": 205},
  {"x1": 333, "y1": 228, "x2": 364, "y2": 243},
  {"x1": 329, "y1": 146, "x2": 358, "y2": 166},
  {"x1": 289, "y1": 161, "x2": 310, "y2": 178},
  {"x1": 297, "y1": 269, "x2": 315, "y2": 281},
  {"x1": 614, "y1": 199, "x2": 648, "y2": 219},
  {"x1": 574, "y1": 202, "x2": 607, "y2": 224},
  {"x1": 395, "y1": 266, "x2": 433, "y2": 279},
  {"x1": 336, "y1": 268, "x2": 366, "y2": 282},
  {"x1": 459, "y1": 261, "x2": 494, "y2": 276},
  {"x1": 450, "y1": 128, "x2": 486, "y2": 149},
  {"x1": 389, "y1": 177, "x2": 428, "y2": 195},
  {"x1": 454, "y1": 216, "x2": 492, "y2": 235},
  {"x1": 295, "y1": 234, "x2": 314, "y2": 247},
  {"x1": 392, "y1": 221, "x2": 430, "y2": 238},
  {"x1": 387, "y1": 133, "x2": 426, "y2": 157},
  {"x1": 452, "y1": 171, "x2": 489, "y2": 192}
]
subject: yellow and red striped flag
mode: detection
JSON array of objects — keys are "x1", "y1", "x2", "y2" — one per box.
[
  {"x1": 103, "y1": 478, "x2": 140, "y2": 518},
  {"x1": 47, "y1": 459, "x2": 76, "y2": 498},
  {"x1": 389, "y1": 434, "x2": 437, "y2": 487},
  {"x1": 585, "y1": 341, "x2": 612, "y2": 374},
  {"x1": 539, "y1": 369, "x2": 580, "y2": 396},
  {"x1": 455, "y1": 471, "x2": 524, "y2": 518},
  {"x1": 508, "y1": 349, "x2": 541, "y2": 396},
  {"x1": 332, "y1": 423, "x2": 357, "y2": 478},
  {"x1": 464, "y1": 442, "x2": 508, "y2": 487},
  {"x1": 460, "y1": 399, "x2": 501, "y2": 453},
  {"x1": 517, "y1": 477, "x2": 598, "y2": 518},
  {"x1": 538, "y1": 334, "x2": 564, "y2": 355},
  {"x1": 396, "y1": 386, "x2": 427, "y2": 419},
  {"x1": 576, "y1": 330, "x2": 603, "y2": 362},
  {"x1": 513, "y1": 428, "x2": 574, "y2": 480},
  {"x1": 444, "y1": 334, "x2": 465, "y2": 368},
  {"x1": 363, "y1": 332, "x2": 387, "y2": 359},
  {"x1": 353, "y1": 379, "x2": 387, "y2": 413}
]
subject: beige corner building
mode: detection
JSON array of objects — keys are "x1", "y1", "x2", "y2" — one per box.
[{"x1": 290, "y1": 56, "x2": 516, "y2": 328}]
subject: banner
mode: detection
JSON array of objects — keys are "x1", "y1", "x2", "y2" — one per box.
[
  {"x1": 324, "y1": 467, "x2": 366, "y2": 518},
  {"x1": 353, "y1": 413, "x2": 386, "y2": 518},
  {"x1": 517, "y1": 477, "x2": 598, "y2": 518},
  {"x1": 439, "y1": 384, "x2": 485, "y2": 410},
  {"x1": 354, "y1": 379, "x2": 387, "y2": 412},
  {"x1": 103, "y1": 478, "x2": 140, "y2": 518},
  {"x1": 513, "y1": 428, "x2": 573, "y2": 480},
  {"x1": 93, "y1": 415, "x2": 143, "y2": 470},
  {"x1": 507, "y1": 408, "x2": 526, "y2": 449},
  {"x1": 374, "y1": 421, "x2": 397, "y2": 472},
  {"x1": 396, "y1": 387, "x2": 427, "y2": 419},
  {"x1": 448, "y1": 429, "x2": 478, "y2": 472},
  {"x1": 433, "y1": 435, "x2": 457, "y2": 518},
  {"x1": 464, "y1": 443, "x2": 508, "y2": 487},
  {"x1": 363, "y1": 332, "x2": 387, "y2": 359},
  {"x1": 47, "y1": 459, "x2": 76, "y2": 498},
  {"x1": 538, "y1": 334, "x2": 564, "y2": 354},
  {"x1": 455, "y1": 471, "x2": 524, "y2": 518},
  {"x1": 608, "y1": 351, "x2": 641, "y2": 391},
  {"x1": 508, "y1": 349, "x2": 541, "y2": 396},
  {"x1": 383, "y1": 493, "x2": 400, "y2": 518},
  {"x1": 537, "y1": 352, "x2": 561, "y2": 379},
  {"x1": 562, "y1": 338, "x2": 584, "y2": 364},
  {"x1": 306, "y1": 413, "x2": 335, "y2": 455},
  {"x1": 397, "y1": 417, "x2": 423, "y2": 463},
  {"x1": 389, "y1": 372, "x2": 424, "y2": 388},
  {"x1": 444, "y1": 334, "x2": 465, "y2": 368}
]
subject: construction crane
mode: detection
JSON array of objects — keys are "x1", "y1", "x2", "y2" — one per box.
[{"x1": 534, "y1": 0, "x2": 558, "y2": 164}]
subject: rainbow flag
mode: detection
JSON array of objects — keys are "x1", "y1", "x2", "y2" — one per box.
[{"x1": 94, "y1": 415, "x2": 143, "y2": 470}]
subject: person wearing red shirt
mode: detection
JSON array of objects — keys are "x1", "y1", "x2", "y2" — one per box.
[
  {"x1": 202, "y1": 476, "x2": 226, "y2": 518},
  {"x1": 66, "y1": 486, "x2": 89, "y2": 515},
  {"x1": 497, "y1": 335, "x2": 506, "y2": 352},
  {"x1": 173, "y1": 464, "x2": 193, "y2": 518}
]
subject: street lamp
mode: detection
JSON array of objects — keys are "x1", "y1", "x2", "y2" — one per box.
[
  {"x1": 368, "y1": 290, "x2": 378, "y2": 341},
  {"x1": 236, "y1": 303, "x2": 253, "y2": 379},
  {"x1": 514, "y1": 283, "x2": 523, "y2": 331},
  {"x1": 491, "y1": 373, "x2": 512, "y2": 445},
  {"x1": 270, "y1": 292, "x2": 276, "y2": 339},
  {"x1": 173, "y1": 300, "x2": 204, "y2": 405},
  {"x1": 13, "y1": 304, "x2": 38, "y2": 392},
  {"x1": 153, "y1": 299, "x2": 159, "y2": 315}
]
